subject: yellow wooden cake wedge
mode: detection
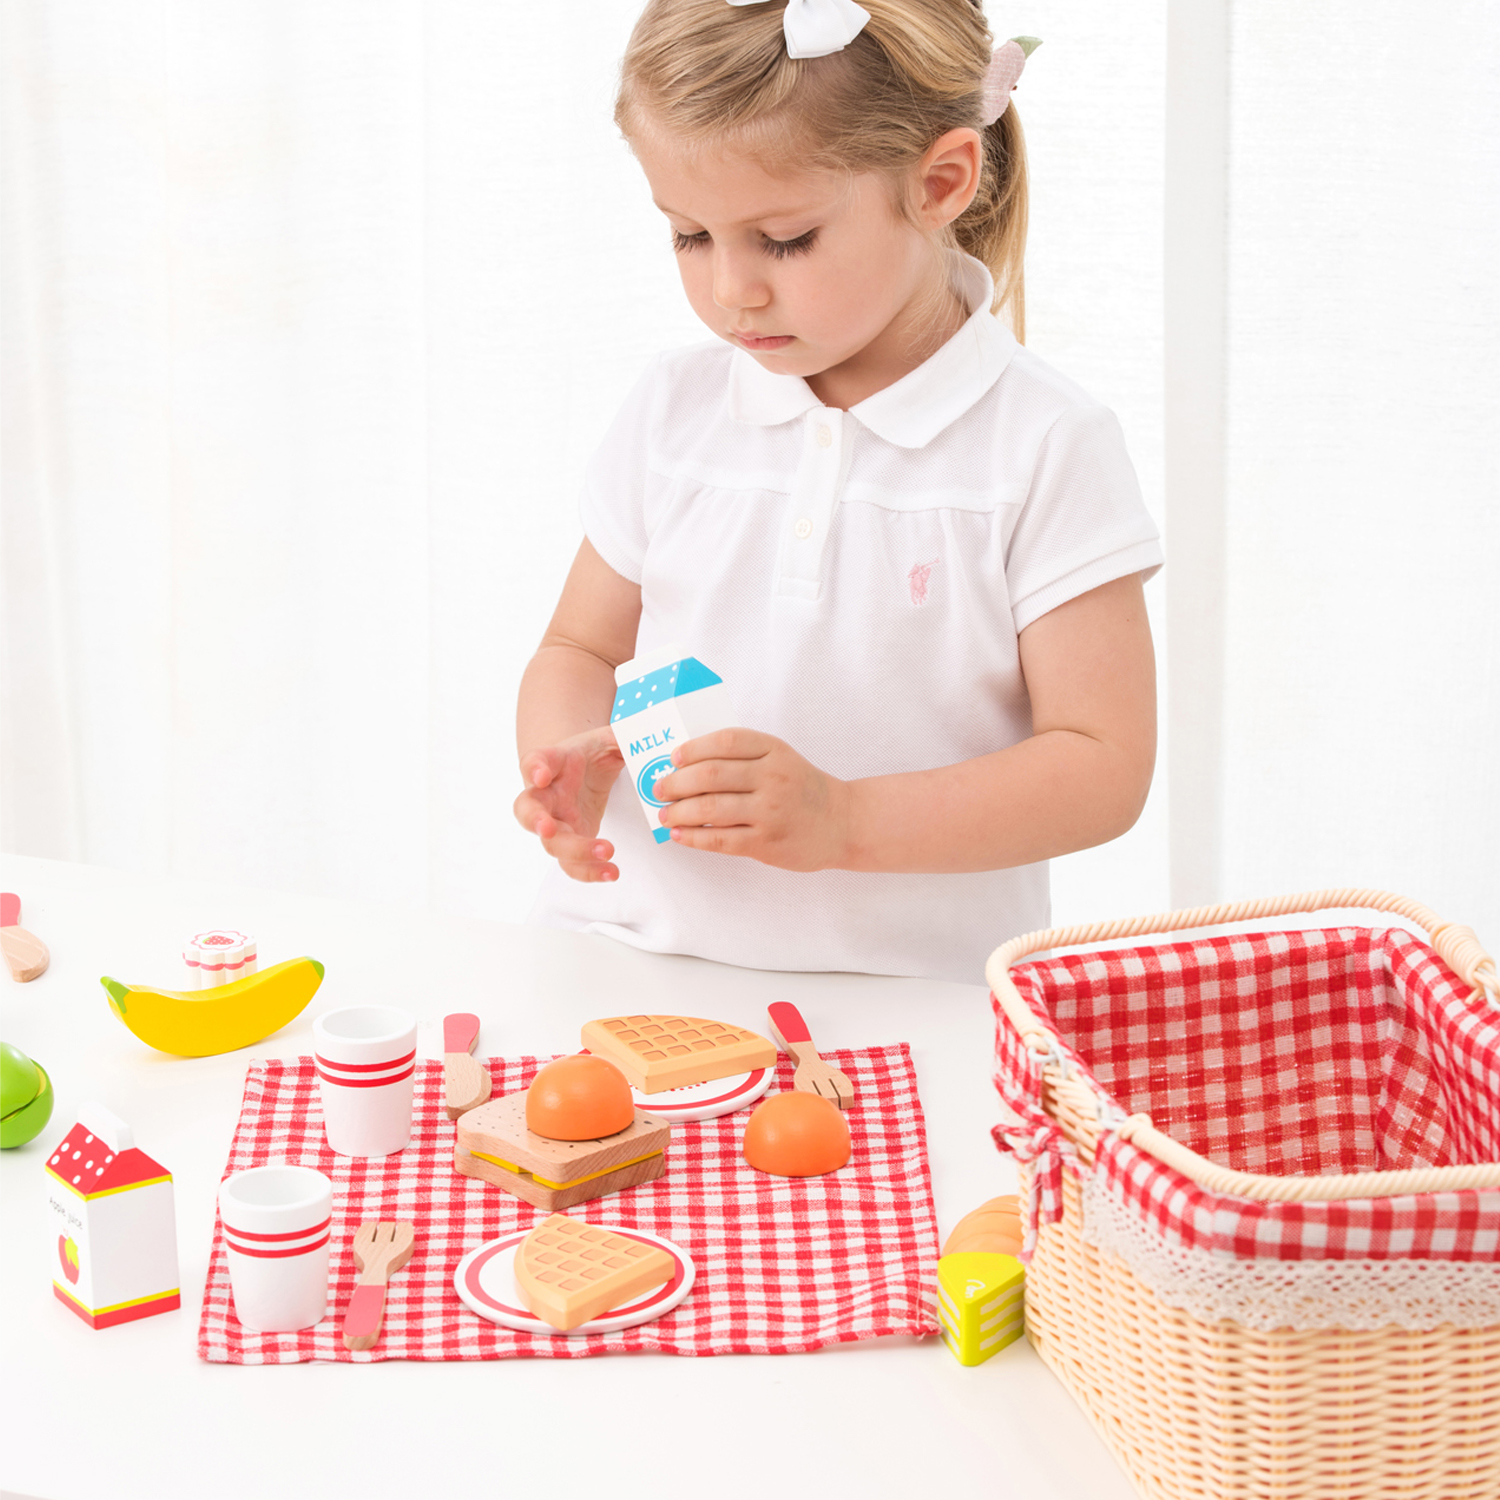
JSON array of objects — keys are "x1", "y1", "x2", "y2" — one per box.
[
  {"x1": 581, "y1": 1014, "x2": 775, "y2": 1093},
  {"x1": 514, "y1": 1214, "x2": 674, "y2": 1330},
  {"x1": 937, "y1": 1251, "x2": 1025, "y2": 1366}
]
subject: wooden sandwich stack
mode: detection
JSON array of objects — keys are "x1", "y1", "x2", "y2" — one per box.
[
  {"x1": 455, "y1": 1089, "x2": 672, "y2": 1210},
  {"x1": 452, "y1": 1037, "x2": 665, "y2": 1209}
]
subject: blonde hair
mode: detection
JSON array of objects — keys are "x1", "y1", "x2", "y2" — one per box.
[{"x1": 616, "y1": 0, "x2": 1030, "y2": 339}]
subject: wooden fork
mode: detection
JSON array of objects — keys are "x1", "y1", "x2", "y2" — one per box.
[
  {"x1": 767, "y1": 1002, "x2": 855, "y2": 1110},
  {"x1": 341, "y1": 1221, "x2": 416, "y2": 1352}
]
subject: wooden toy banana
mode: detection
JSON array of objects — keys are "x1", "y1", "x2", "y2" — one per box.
[{"x1": 101, "y1": 956, "x2": 324, "y2": 1056}]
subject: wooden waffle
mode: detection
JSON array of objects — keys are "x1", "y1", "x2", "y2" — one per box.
[
  {"x1": 514, "y1": 1214, "x2": 675, "y2": 1331},
  {"x1": 581, "y1": 1014, "x2": 775, "y2": 1094}
]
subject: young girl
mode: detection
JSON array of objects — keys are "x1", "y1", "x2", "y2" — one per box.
[{"x1": 515, "y1": 0, "x2": 1162, "y2": 985}]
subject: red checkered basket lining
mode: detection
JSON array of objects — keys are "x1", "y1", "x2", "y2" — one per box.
[
  {"x1": 199, "y1": 1045, "x2": 939, "y2": 1363},
  {"x1": 992, "y1": 927, "x2": 1500, "y2": 1262}
]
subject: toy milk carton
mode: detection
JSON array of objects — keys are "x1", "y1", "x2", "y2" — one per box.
[
  {"x1": 45, "y1": 1103, "x2": 179, "y2": 1329},
  {"x1": 610, "y1": 646, "x2": 736, "y2": 844}
]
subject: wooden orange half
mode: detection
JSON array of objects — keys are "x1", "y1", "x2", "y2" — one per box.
[
  {"x1": 742, "y1": 1091, "x2": 851, "y2": 1177},
  {"x1": 525, "y1": 1055, "x2": 635, "y2": 1141}
]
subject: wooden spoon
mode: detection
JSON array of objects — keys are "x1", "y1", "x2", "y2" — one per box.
[
  {"x1": 767, "y1": 1001, "x2": 855, "y2": 1110},
  {"x1": 1, "y1": 893, "x2": 49, "y2": 983},
  {"x1": 443, "y1": 1012, "x2": 491, "y2": 1120},
  {"x1": 341, "y1": 1221, "x2": 416, "y2": 1352}
]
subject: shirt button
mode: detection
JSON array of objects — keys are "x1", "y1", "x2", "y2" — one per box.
[
  {"x1": 794, "y1": 517, "x2": 814, "y2": 540},
  {"x1": 816, "y1": 424, "x2": 832, "y2": 448}
]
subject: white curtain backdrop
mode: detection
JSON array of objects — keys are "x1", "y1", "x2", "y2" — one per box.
[
  {"x1": 3, "y1": 2, "x2": 1495, "y2": 947},
  {"x1": 1218, "y1": 1, "x2": 1499, "y2": 931}
]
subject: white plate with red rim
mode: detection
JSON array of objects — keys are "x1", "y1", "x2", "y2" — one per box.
[
  {"x1": 454, "y1": 1224, "x2": 694, "y2": 1336},
  {"x1": 577, "y1": 1050, "x2": 774, "y2": 1121}
]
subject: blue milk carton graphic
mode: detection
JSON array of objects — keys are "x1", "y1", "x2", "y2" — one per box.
[{"x1": 610, "y1": 646, "x2": 736, "y2": 844}]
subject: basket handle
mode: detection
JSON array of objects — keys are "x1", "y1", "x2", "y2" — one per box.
[{"x1": 986, "y1": 888, "x2": 1500, "y2": 1201}]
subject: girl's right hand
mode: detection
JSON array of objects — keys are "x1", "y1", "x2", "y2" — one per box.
[{"x1": 514, "y1": 726, "x2": 626, "y2": 882}]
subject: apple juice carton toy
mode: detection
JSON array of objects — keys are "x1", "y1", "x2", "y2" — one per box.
[
  {"x1": 610, "y1": 646, "x2": 736, "y2": 845},
  {"x1": 45, "y1": 1103, "x2": 180, "y2": 1329}
]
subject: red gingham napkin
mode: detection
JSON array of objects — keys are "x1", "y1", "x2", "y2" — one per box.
[
  {"x1": 991, "y1": 927, "x2": 1500, "y2": 1263},
  {"x1": 198, "y1": 1045, "x2": 939, "y2": 1363}
]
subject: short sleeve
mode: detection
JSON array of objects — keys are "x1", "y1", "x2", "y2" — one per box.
[
  {"x1": 578, "y1": 358, "x2": 662, "y2": 585},
  {"x1": 1005, "y1": 404, "x2": 1164, "y2": 633}
]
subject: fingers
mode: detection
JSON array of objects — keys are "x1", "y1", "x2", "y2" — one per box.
[
  {"x1": 513, "y1": 786, "x2": 550, "y2": 835},
  {"x1": 514, "y1": 790, "x2": 617, "y2": 881},
  {"x1": 519, "y1": 747, "x2": 562, "y2": 791},
  {"x1": 559, "y1": 850, "x2": 619, "y2": 883},
  {"x1": 657, "y1": 791, "x2": 753, "y2": 831},
  {"x1": 666, "y1": 824, "x2": 755, "y2": 856},
  {"x1": 650, "y1": 757, "x2": 758, "y2": 805},
  {"x1": 546, "y1": 823, "x2": 618, "y2": 882},
  {"x1": 671, "y1": 727, "x2": 771, "y2": 769}
]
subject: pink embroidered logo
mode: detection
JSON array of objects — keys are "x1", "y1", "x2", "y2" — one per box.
[{"x1": 907, "y1": 558, "x2": 939, "y2": 606}]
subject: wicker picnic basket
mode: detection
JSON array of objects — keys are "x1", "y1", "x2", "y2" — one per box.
[{"x1": 986, "y1": 889, "x2": 1500, "y2": 1500}]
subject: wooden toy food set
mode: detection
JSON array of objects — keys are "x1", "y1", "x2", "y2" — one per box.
[
  {"x1": 988, "y1": 889, "x2": 1500, "y2": 1500},
  {"x1": 199, "y1": 1040, "x2": 941, "y2": 1363},
  {"x1": 48, "y1": 914, "x2": 941, "y2": 1358}
]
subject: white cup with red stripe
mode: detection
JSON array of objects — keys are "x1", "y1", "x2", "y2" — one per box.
[
  {"x1": 313, "y1": 1006, "x2": 418, "y2": 1157},
  {"x1": 219, "y1": 1165, "x2": 333, "y2": 1332}
]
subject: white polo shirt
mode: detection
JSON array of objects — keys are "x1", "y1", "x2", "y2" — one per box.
[{"x1": 531, "y1": 256, "x2": 1163, "y2": 984}]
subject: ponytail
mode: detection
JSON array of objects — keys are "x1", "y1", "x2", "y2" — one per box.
[{"x1": 957, "y1": 102, "x2": 1028, "y2": 337}]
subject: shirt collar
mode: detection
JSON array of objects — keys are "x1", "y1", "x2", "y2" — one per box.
[{"x1": 725, "y1": 255, "x2": 1019, "y2": 449}]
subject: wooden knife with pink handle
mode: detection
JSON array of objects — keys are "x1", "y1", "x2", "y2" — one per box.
[
  {"x1": 443, "y1": 1012, "x2": 491, "y2": 1120},
  {"x1": 767, "y1": 1001, "x2": 855, "y2": 1109},
  {"x1": 341, "y1": 1221, "x2": 415, "y2": 1352},
  {"x1": 1, "y1": 893, "x2": 49, "y2": 982}
]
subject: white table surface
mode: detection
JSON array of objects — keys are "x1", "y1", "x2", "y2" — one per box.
[{"x1": 0, "y1": 854, "x2": 1137, "y2": 1500}]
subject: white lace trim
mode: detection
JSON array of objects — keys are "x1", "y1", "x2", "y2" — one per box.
[{"x1": 1080, "y1": 1174, "x2": 1500, "y2": 1332}]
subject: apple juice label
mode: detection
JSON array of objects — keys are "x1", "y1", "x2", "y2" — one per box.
[{"x1": 610, "y1": 649, "x2": 736, "y2": 845}]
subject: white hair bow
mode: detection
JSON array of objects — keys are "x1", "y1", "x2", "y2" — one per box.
[{"x1": 726, "y1": 0, "x2": 871, "y2": 60}]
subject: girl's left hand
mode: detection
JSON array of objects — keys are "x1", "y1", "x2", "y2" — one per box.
[{"x1": 651, "y1": 729, "x2": 851, "y2": 873}]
